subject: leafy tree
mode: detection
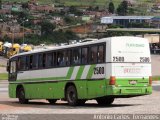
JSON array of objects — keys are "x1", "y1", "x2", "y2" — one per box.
[
  {"x1": 108, "y1": 1, "x2": 115, "y2": 14},
  {"x1": 18, "y1": 11, "x2": 29, "y2": 20},
  {"x1": 41, "y1": 21, "x2": 56, "y2": 36},
  {"x1": 69, "y1": 6, "x2": 77, "y2": 13},
  {"x1": 94, "y1": 6, "x2": 99, "y2": 11},
  {"x1": 64, "y1": 16, "x2": 73, "y2": 24},
  {"x1": 117, "y1": 0, "x2": 128, "y2": 16},
  {"x1": 69, "y1": 6, "x2": 83, "y2": 16},
  {"x1": 22, "y1": 2, "x2": 29, "y2": 9},
  {"x1": 87, "y1": 6, "x2": 93, "y2": 11}
]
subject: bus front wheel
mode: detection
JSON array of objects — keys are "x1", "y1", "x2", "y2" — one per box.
[
  {"x1": 17, "y1": 87, "x2": 29, "y2": 104},
  {"x1": 96, "y1": 97, "x2": 114, "y2": 106},
  {"x1": 66, "y1": 85, "x2": 79, "y2": 106}
]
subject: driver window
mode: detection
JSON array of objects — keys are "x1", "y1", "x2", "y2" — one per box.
[{"x1": 10, "y1": 61, "x2": 16, "y2": 73}]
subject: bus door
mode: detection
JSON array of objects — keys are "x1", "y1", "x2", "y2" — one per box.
[{"x1": 8, "y1": 59, "x2": 17, "y2": 81}]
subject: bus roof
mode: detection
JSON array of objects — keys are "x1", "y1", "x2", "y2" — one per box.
[{"x1": 10, "y1": 36, "x2": 148, "y2": 59}]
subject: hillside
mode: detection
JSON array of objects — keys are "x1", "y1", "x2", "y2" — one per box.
[{"x1": 2, "y1": 0, "x2": 154, "y2": 7}]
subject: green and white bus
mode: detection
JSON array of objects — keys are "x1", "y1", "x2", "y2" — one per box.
[{"x1": 7, "y1": 36, "x2": 152, "y2": 106}]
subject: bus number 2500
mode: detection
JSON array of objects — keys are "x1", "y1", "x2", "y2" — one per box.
[{"x1": 94, "y1": 67, "x2": 104, "y2": 75}]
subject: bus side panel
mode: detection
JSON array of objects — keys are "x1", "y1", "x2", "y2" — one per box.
[
  {"x1": 9, "y1": 84, "x2": 17, "y2": 98},
  {"x1": 24, "y1": 82, "x2": 65, "y2": 99},
  {"x1": 53, "y1": 82, "x2": 65, "y2": 99},
  {"x1": 74, "y1": 81, "x2": 88, "y2": 99},
  {"x1": 87, "y1": 79, "x2": 107, "y2": 99}
]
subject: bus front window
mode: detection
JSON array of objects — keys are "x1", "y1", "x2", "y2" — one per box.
[{"x1": 9, "y1": 61, "x2": 17, "y2": 81}]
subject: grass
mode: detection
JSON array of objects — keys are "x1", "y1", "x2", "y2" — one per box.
[
  {"x1": 1, "y1": 0, "x2": 152, "y2": 7},
  {"x1": 0, "y1": 73, "x2": 8, "y2": 80},
  {"x1": 152, "y1": 76, "x2": 160, "y2": 81}
]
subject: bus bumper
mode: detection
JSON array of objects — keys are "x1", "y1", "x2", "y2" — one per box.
[{"x1": 106, "y1": 86, "x2": 152, "y2": 96}]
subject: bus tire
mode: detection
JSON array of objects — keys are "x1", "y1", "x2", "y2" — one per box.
[
  {"x1": 47, "y1": 99, "x2": 57, "y2": 104},
  {"x1": 78, "y1": 100, "x2": 86, "y2": 106},
  {"x1": 18, "y1": 87, "x2": 29, "y2": 104},
  {"x1": 96, "y1": 97, "x2": 114, "y2": 106},
  {"x1": 66, "y1": 85, "x2": 79, "y2": 106}
]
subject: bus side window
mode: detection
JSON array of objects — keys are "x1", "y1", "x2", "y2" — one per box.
[
  {"x1": 66, "y1": 50, "x2": 71, "y2": 66},
  {"x1": 57, "y1": 51, "x2": 64, "y2": 66},
  {"x1": 90, "y1": 46, "x2": 98, "y2": 64},
  {"x1": 30, "y1": 55, "x2": 33, "y2": 69},
  {"x1": 46, "y1": 53, "x2": 53, "y2": 68},
  {"x1": 53, "y1": 52, "x2": 56, "y2": 67},
  {"x1": 43, "y1": 53, "x2": 46, "y2": 68},
  {"x1": 38, "y1": 54, "x2": 43, "y2": 68},
  {"x1": 19, "y1": 56, "x2": 26, "y2": 71},
  {"x1": 72, "y1": 48, "x2": 81, "y2": 65},
  {"x1": 98, "y1": 45, "x2": 104, "y2": 63},
  {"x1": 32, "y1": 54, "x2": 39, "y2": 69},
  {"x1": 81, "y1": 47, "x2": 88, "y2": 64},
  {"x1": 26, "y1": 56, "x2": 30, "y2": 70}
]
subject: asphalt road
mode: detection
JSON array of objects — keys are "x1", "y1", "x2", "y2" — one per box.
[{"x1": 0, "y1": 80, "x2": 160, "y2": 115}]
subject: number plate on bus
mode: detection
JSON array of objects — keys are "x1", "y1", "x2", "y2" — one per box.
[{"x1": 129, "y1": 80, "x2": 137, "y2": 85}]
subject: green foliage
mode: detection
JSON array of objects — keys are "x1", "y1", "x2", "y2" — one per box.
[
  {"x1": 108, "y1": 24, "x2": 124, "y2": 28},
  {"x1": 108, "y1": 1, "x2": 115, "y2": 14},
  {"x1": 41, "y1": 20, "x2": 56, "y2": 35},
  {"x1": 22, "y1": 2, "x2": 29, "y2": 9},
  {"x1": 127, "y1": 22, "x2": 155, "y2": 28},
  {"x1": 117, "y1": 0, "x2": 128, "y2": 16},
  {"x1": 25, "y1": 30, "x2": 79, "y2": 45},
  {"x1": 104, "y1": 31, "x2": 130, "y2": 38},
  {"x1": 128, "y1": 7, "x2": 134, "y2": 15},
  {"x1": 68, "y1": 6, "x2": 83, "y2": 16},
  {"x1": 152, "y1": 76, "x2": 160, "y2": 81},
  {"x1": 64, "y1": 16, "x2": 83, "y2": 25},
  {"x1": 64, "y1": 16, "x2": 73, "y2": 24},
  {"x1": 0, "y1": 73, "x2": 8, "y2": 80}
]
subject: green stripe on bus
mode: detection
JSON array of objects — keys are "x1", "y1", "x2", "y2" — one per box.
[
  {"x1": 66, "y1": 67, "x2": 74, "y2": 79},
  {"x1": 86, "y1": 64, "x2": 96, "y2": 79},
  {"x1": 76, "y1": 66, "x2": 85, "y2": 79}
]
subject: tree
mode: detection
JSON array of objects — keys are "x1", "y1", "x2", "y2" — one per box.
[
  {"x1": 117, "y1": 0, "x2": 128, "y2": 16},
  {"x1": 108, "y1": 1, "x2": 115, "y2": 14},
  {"x1": 22, "y1": 2, "x2": 29, "y2": 9},
  {"x1": 41, "y1": 21, "x2": 56, "y2": 36},
  {"x1": 69, "y1": 6, "x2": 77, "y2": 13}
]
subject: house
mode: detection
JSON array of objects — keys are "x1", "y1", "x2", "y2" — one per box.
[
  {"x1": 28, "y1": 3, "x2": 55, "y2": 13},
  {"x1": 49, "y1": 17, "x2": 64, "y2": 26},
  {"x1": 0, "y1": 22, "x2": 32, "y2": 39},
  {"x1": 0, "y1": 9, "x2": 11, "y2": 14},
  {"x1": 83, "y1": 11, "x2": 110, "y2": 19}
]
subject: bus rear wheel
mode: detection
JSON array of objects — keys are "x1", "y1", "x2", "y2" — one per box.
[
  {"x1": 96, "y1": 97, "x2": 114, "y2": 106},
  {"x1": 18, "y1": 87, "x2": 28, "y2": 104},
  {"x1": 47, "y1": 99, "x2": 57, "y2": 104},
  {"x1": 66, "y1": 85, "x2": 79, "y2": 106}
]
